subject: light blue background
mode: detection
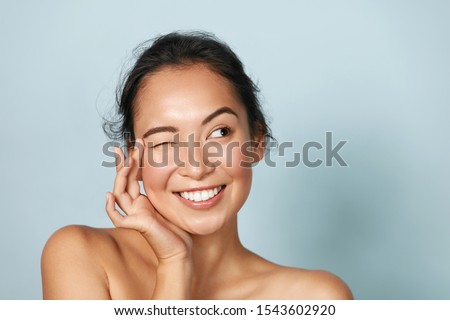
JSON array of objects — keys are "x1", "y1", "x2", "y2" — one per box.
[{"x1": 1, "y1": 0, "x2": 449, "y2": 299}]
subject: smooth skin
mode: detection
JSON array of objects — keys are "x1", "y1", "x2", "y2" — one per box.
[{"x1": 41, "y1": 64, "x2": 352, "y2": 300}]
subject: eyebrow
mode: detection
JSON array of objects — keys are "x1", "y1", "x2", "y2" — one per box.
[
  {"x1": 141, "y1": 106, "x2": 239, "y2": 139},
  {"x1": 142, "y1": 126, "x2": 178, "y2": 139},
  {"x1": 201, "y1": 106, "x2": 238, "y2": 126}
]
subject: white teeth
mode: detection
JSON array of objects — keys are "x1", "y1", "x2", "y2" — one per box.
[{"x1": 179, "y1": 186, "x2": 223, "y2": 202}]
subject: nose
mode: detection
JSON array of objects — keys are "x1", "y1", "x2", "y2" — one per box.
[{"x1": 177, "y1": 141, "x2": 215, "y2": 180}]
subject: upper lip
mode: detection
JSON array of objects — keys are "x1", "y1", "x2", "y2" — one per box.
[{"x1": 174, "y1": 185, "x2": 224, "y2": 193}]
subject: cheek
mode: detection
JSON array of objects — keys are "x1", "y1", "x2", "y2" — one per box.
[
  {"x1": 141, "y1": 165, "x2": 171, "y2": 194},
  {"x1": 226, "y1": 142, "x2": 253, "y2": 188},
  {"x1": 141, "y1": 164, "x2": 176, "y2": 220},
  {"x1": 225, "y1": 147, "x2": 253, "y2": 215},
  {"x1": 141, "y1": 146, "x2": 178, "y2": 193}
]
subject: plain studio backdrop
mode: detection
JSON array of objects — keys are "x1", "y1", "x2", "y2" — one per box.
[{"x1": 1, "y1": 0, "x2": 449, "y2": 299}]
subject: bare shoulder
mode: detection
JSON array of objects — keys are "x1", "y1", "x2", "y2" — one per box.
[
  {"x1": 42, "y1": 224, "x2": 148, "y2": 256},
  {"x1": 43, "y1": 224, "x2": 111, "y2": 251},
  {"x1": 42, "y1": 225, "x2": 117, "y2": 266},
  {"x1": 41, "y1": 225, "x2": 113, "y2": 299},
  {"x1": 41, "y1": 225, "x2": 156, "y2": 299},
  {"x1": 242, "y1": 253, "x2": 352, "y2": 300},
  {"x1": 274, "y1": 267, "x2": 353, "y2": 300}
]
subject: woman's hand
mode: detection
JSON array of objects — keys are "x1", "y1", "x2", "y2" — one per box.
[{"x1": 105, "y1": 139, "x2": 192, "y2": 264}]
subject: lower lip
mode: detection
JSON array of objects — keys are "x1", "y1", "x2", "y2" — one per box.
[{"x1": 174, "y1": 186, "x2": 226, "y2": 210}]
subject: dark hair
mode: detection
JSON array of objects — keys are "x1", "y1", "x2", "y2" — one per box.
[{"x1": 103, "y1": 31, "x2": 272, "y2": 146}]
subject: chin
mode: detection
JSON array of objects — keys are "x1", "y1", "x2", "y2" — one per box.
[
  {"x1": 184, "y1": 224, "x2": 224, "y2": 236},
  {"x1": 180, "y1": 214, "x2": 229, "y2": 236}
]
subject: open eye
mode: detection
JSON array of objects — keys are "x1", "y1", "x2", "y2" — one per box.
[{"x1": 209, "y1": 127, "x2": 231, "y2": 139}]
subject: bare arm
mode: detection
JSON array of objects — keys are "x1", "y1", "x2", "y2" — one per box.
[{"x1": 105, "y1": 141, "x2": 193, "y2": 299}]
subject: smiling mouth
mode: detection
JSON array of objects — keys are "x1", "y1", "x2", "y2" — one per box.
[{"x1": 177, "y1": 185, "x2": 225, "y2": 202}]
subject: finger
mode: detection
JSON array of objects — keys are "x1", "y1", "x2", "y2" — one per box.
[
  {"x1": 115, "y1": 147, "x2": 125, "y2": 173},
  {"x1": 127, "y1": 140, "x2": 143, "y2": 199},
  {"x1": 105, "y1": 192, "x2": 125, "y2": 227},
  {"x1": 112, "y1": 157, "x2": 134, "y2": 209}
]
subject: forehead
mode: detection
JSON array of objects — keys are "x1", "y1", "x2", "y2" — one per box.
[{"x1": 133, "y1": 64, "x2": 247, "y2": 133}]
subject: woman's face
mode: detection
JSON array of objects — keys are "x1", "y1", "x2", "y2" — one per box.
[{"x1": 133, "y1": 64, "x2": 263, "y2": 235}]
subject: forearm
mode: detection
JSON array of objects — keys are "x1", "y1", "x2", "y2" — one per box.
[{"x1": 152, "y1": 259, "x2": 193, "y2": 299}]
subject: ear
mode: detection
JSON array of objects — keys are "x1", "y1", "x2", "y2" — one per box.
[
  {"x1": 249, "y1": 121, "x2": 270, "y2": 164},
  {"x1": 250, "y1": 133, "x2": 266, "y2": 164},
  {"x1": 241, "y1": 133, "x2": 266, "y2": 168}
]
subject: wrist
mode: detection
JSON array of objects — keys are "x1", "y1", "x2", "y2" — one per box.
[
  {"x1": 157, "y1": 257, "x2": 193, "y2": 275},
  {"x1": 153, "y1": 258, "x2": 193, "y2": 300}
]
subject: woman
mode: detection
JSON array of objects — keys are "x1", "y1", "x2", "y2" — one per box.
[{"x1": 41, "y1": 31, "x2": 352, "y2": 299}]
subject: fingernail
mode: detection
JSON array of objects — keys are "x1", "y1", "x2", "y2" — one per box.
[{"x1": 106, "y1": 193, "x2": 109, "y2": 204}]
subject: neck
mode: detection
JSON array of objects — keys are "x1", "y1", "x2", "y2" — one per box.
[{"x1": 190, "y1": 217, "x2": 248, "y2": 296}]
